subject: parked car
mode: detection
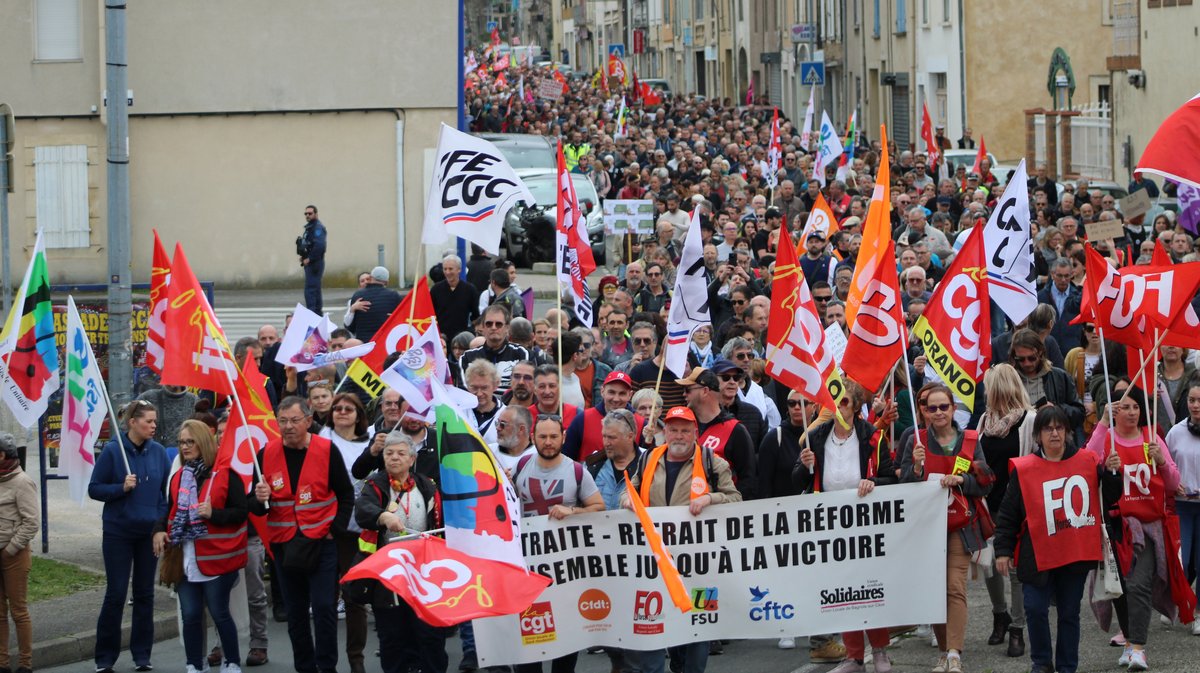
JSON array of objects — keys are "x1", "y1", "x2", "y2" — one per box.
[
  {"x1": 474, "y1": 133, "x2": 557, "y2": 171},
  {"x1": 502, "y1": 168, "x2": 606, "y2": 267}
]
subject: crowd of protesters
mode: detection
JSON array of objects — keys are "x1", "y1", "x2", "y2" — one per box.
[{"x1": 79, "y1": 61, "x2": 1200, "y2": 673}]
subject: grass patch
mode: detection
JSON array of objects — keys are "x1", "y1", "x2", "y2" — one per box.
[{"x1": 29, "y1": 556, "x2": 105, "y2": 602}]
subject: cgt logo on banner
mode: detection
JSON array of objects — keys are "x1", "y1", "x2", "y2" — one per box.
[
  {"x1": 633, "y1": 590, "x2": 665, "y2": 634},
  {"x1": 520, "y1": 602, "x2": 557, "y2": 645}
]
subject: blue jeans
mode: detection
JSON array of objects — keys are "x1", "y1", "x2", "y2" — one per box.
[
  {"x1": 1177, "y1": 499, "x2": 1200, "y2": 587},
  {"x1": 304, "y1": 259, "x2": 325, "y2": 314},
  {"x1": 638, "y1": 641, "x2": 708, "y2": 673},
  {"x1": 96, "y1": 533, "x2": 157, "y2": 668},
  {"x1": 276, "y1": 539, "x2": 339, "y2": 673},
  {"x1": 1023, "y1": 569, "x2": 1087, "y2": 673},
  {"x1": 178, "y1": 571, "x2": 240, "y2": 668},
  {"x1": 459, "y1": 620, "x2": 475, "y2": 657}
]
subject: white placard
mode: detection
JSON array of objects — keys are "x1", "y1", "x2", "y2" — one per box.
[{"x1": 602, "y1": 199, "x2": 657, "y2": 235}]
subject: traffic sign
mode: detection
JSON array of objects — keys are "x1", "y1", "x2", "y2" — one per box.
[
  {"x1": 487, "y1": 21, "x2": 497, "y2": 32},
  {"x1": 800, "y1": 61, "x2": 825, "y2": 86},
  {"x1": 608, "y1": 44, "x2": 625, "y2": 57}
]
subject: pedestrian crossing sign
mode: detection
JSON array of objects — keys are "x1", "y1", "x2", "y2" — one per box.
[{"x1": 801, "y1": 62, "x2": 825, "y2": 86}]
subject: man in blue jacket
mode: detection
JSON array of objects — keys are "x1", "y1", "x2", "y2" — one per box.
[{"x1": 299, "y1": 205, "x2": 327, "y2": 313}]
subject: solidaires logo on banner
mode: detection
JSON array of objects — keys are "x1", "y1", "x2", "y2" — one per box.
[{"x1": 474, "y1": 482, "x2": 949, "y2": 666}]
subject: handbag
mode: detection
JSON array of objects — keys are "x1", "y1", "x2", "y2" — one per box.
[
  {"x1": 1099, "y1": 523, "x2": 1124, "y2": 600},
  {"x1": 282, "y1": 535, "x2": 323, "y2": 573},
  {"x1": 947, "y1": 488, "x2": 974, "y2": 532},
  {"x1": 158, "y1": 543, "x2": 184, "y2": 588}
]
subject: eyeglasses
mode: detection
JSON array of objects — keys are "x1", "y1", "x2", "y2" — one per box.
[
  {"x1": 925, "y1": 403, "x2": 953, "y2": 413},
  {"x1": 647, "y1": 271, "x2": 663, "y2": 277},
  {"x1": 731, "y1": 299, "x2": 747, "y2": 305},
  {"x1": 607, "y1": 408, "x2": 638, "y2": 433},
  {"x1": 1083, "y1": 325, "x2": 1095, "y2": 333},
  {"x1": 496, "y1": 420, "x2": 512, "y2": 430},
  {"x1": 332, "y1": 405, "x2": 357, "y2": 414},
  {"x1": 1041, "y1": 425, "x2": 1066, "y2": 435},
  {"x1": 732, "y1": 352, "x2": 752, "y2": 361},
  {"x1": 178, "y1": 438, "x2": 197, "y2": 447},
  {"x1": 277, "y1": 416, "x2": 308, "y2": 427},
  {"x1": 907, "y1": 278, "x2": 925, "y2": 283},
  {"x1": 483, "y1": 320, "x2": 506, "y2": 329},
  {"x1": 579, "y1": 342, "x2": 594, "y2": 349},
  {"x1": 719, "y1": 373, "x2": 744, "y2": 382},
  {"x1": 1013, "y1": 354, "x2": 1041, "y2": 364}
]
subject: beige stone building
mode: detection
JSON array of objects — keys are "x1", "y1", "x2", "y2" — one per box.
[{"x1": 2, "y1": 0, "x2": 455, "y2": 288}]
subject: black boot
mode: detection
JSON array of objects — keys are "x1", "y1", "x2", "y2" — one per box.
[
  {"x1": 988, "y1": 612, "x2": 1012, "y2": 645},
  {"x1": 1007, "y1": 627, "x2": 1025, "y2": 657}
]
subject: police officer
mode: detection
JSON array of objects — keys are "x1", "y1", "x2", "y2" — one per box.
[{"x1": 298, "y1": 205, "x2": 327, "y2": 313}]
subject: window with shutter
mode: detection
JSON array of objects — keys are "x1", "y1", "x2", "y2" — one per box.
[
  {"x1": 35, "y1": 0, "x2": 82, "y2": 61},
  {"x1": 35, "y1": 145, "x2": 91, "y2": 249}
]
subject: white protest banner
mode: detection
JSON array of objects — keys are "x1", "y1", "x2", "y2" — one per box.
[
  {"x1": 824, "y1": 322, "x2": 848, "y2": 374},
  {"x1": 475, "y1": 482, "x2": 947, "y2": 665},
  {"x1": 537, "y1": 79, "x2": 564, "y2": 101},
  {"x1": 602, "y1": 200, "x2": 656, "y2": 235},
  {"x1": 273, "y1": 303, "x2": 337, "y2": 372}
]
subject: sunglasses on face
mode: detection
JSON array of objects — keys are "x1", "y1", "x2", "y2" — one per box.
[
  {"x1": 813, "y1": 295, "x2": 832, "y2": 303},
  {"x1": 483, "y1": 320, "x2": 506, "y2": 328},
  {"x1": 925, "y1": 403, "x2": 953, "y2": 413},
  {"x1": 633, "y1": 337, "x2": 655, "y2": 345},
  {"x1": 1014, "y1": 354, "x2": 1041, "y2": 364},
  {"x1": 719, "y1": 373, "x2": 744, "y2": 382},
  {"x1": 332, "y1": 405, "x2": 357, "y2": 414},
  {"x1": 786, "y1": 399, "x2": 805, "y2": 408}
]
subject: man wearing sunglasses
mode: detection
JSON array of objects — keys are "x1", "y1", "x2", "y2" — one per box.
[
  {"x1": 675, "y1": 367, "x2": 757, "y2": 499},
  {"x1": 458, "y1": 305, "x2": 530, "y2": 394},
  {"x1": 712, "y1": 358, "x2": 767, "y2": 451}
]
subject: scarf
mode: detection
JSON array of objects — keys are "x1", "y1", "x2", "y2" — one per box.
[
  {"x1": 389, "y1": 475, "x2": 415, "y2": 493},
  {"x1": 691, "y1": 342, "x2": 714, "y2": 369},
  {"x1": 0, "y1": 457, "x2": 21, "y2": 479},
  {"x1": 169, "y1": 460, "x2": 210, "y2": 544},
  {"x1": 979, "y1": 408, "x2": 1025, "y2": 438}
]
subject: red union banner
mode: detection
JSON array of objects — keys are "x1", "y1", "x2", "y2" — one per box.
[{"x1": 842, "y1": 239, "x2": 906, "y2": 393}]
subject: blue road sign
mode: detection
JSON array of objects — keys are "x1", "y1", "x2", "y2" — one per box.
[
  {"x1": 800, "y1": 61, "x2": 825, "y2": 86},
  {"x1": 608, "y1": 44, "x2": 626, "y2": 57},
  {"x1": 487, "y1": 20, "x2": 498, "y2": 33}
]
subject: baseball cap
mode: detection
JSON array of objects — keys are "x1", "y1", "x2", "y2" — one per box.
[
  {"x1": 603, "y1": 371, "x2": 634, "y2": 389},
  {"x1": 663, "y1": 406, "x2": 697, "y2": 424},
  {"x1": 765, "y1": 206, "x2": 782, "y2": 219},
  {"x1": 676, "y1": 366, "x2": 720, "y2": 392},
  {"x1": 935, "y1": 196, "x2": 954, "y2": 206},
  {"x1": 807, "y1": 230, "x2": 826, "y2": 241},
  {"x1": 371, "y1": 266, "x2": 390, "y2": 283},
  {"x1": 710, "y1": 357, "x2": 741, "y2": 374}
]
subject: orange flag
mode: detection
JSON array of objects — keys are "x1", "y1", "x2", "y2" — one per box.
[
  {"x1": 765, "y1": 230, "x2": 845, "y2": 410},
  {"x1": 842, "y1": 239, "x2": 906, "y2": 393},
  {"x1": 344, "y1": 276, "x2": 436, "y2": 397},
  {"x1": 623, "y1": 473, "x2": 691, "y2": 613},
  {"x1": 145, "y1": 230, "x2": 172, "y2": 374},
  {"x1": 846, "y1": 125, "x2": 892, "y2": 327},
  {"x1": 801, "y1": 192, "x2": 841, "y2": 242},
  {"x1": 161, "y1": 243, "x2": 237, "y2": 395}
]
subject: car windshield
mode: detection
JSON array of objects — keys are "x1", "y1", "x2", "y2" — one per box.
[
  {"x1": 492, "y1": 142, "x2": 556, "y2": 170},
  {"x1": 521, "y1": 174, "x2": 598, "y2": 207}
]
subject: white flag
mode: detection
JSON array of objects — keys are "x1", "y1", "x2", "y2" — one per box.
[
  {"x1": 273, "y1": 303, "x2": 338, "y2": 372},
  {"x1": 813, "y1": 111, "x2": 843, "y2": 187},
  {"x1": 664, "y1": 209, "x2": 711, "y2": 377},
  {"x1": 61, "y1": 296, "x2": 108, "y2": 506},
  {"x1": 422, "y1": 124, "x2": 535, "y2": 255},
  {"x1": 983, "y1": 159, "x2": 1037, "y2": 324},
  {"x1": 800, "y1": 87, "x2": 816, "y2": 152}
]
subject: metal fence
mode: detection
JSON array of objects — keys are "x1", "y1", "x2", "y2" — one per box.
[{"x1": 1032, "y1": 103, "x2": 1112, "y2": 181}]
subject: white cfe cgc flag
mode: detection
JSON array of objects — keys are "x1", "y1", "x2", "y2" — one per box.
[
  {"x1": 422, "y1": 124, "x2": 535, "y2": 255},
  {"x1": 812, "y1": 111, "x2": 844, "y2": 187},
  {"x1": 983, "y1": 159, "x2": 1036, "y2": 324}
]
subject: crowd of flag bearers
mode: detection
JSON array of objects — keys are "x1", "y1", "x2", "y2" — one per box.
[{"x1": 0, "y1": 73, "x2": 1197, "y2": 673}]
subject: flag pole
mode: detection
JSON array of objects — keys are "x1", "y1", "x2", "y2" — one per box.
[
  {"x1": 648, "y1": 346, "x2": 668, "y2": 430},
  {"x1": 216, "y1": 349, "x2": 264, "y2": 485},
  {"x1": 96, "y1": 376, "x2": 132, "y2": 476},
  {"x1": 1097, "y1": 328, "x2": 1119, "y2": 472},
  {"x1": 556, "y1": 285, "x2": 564, "y2": 418},
  {"x1": 1117, "y1": 329, "x2": 1169, "y2": 404}
]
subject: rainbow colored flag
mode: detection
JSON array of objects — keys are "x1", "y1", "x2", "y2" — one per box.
[{"x1": 0, "y1": 230, "x2": 59, "y2": 428}]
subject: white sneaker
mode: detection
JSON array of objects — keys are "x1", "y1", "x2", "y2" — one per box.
[
  {"x1": 1159, "y1": 613, "x2": 1172, "y2": 627},
  {"x1": 1127, "y1": 648, "x2": 1148, "y2": 671},
  {"x1": 873, "y1": 649, "x2": 893, "y2": 673},
  {"x1": 777, "y1": 637, "x2": 796, "y2": 650},
  {"x1": 946, "y1": 655, "x2": 963, "y2": 673},
  {"x1": 931, "y1": 653, "x2": 949, "y2": 673},
  {"x1": 1191, "y1": 618, "x2": 1200, "y2": 636},
  {"x1": 1118, "y1": 645, "x2": 1133, "y2": 667},
  {"x1": 222, "y1": 665, "x2": 242, "y2": 673},
  {"x1": 829, "y1": 661, "x2": 865, "y2": 673},
  {"x1": 914, "y1": 624, "x2": 932, "y2": 637},
  {"x1": 931, "y1": 632, "x2": 939, "y2": 647},
  {"x1": 337, "y1": 598, "x2": 346, "y2": 620}
]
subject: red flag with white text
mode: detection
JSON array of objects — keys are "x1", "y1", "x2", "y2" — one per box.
[
  {"x1": 556, "y1": 142, "x2": 598, "y2": 326},
  {"x1": 160, "y1": 244, "x2": 237, "y2": 394},
  {"x1": 842, "y1": 240, "x2": 906, "y2": 393},
  {"x1": 920, "y1": 102, "x2": 940, "y2": 169},
  {"x1": 145, "y1": 230, "x2": 172, "y2": 374}
]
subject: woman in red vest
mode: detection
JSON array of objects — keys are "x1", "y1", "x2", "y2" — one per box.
[
  {"x1": 1086, "y1": 387, "x2": 1182, "y2": 672},
  {"x1": 791, "y1": 383, "x2": 896, "y2": 673},
  {"x1": 899, "y1": 384, "x2": 993, "y2": 673},
  {"x1": 993, "y1": 405, "x2": 1121, "y2": 673},
  {"x1": 354, "y1": 434, "x2": 445, "y2": 673},
  {"x1": 153, "y1": 419, "x2": 249, "y2": 673}
]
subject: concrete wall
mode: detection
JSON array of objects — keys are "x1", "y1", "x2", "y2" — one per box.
[{"x1": 963, "y1": 0, "x2": 1110, "y2": 162}]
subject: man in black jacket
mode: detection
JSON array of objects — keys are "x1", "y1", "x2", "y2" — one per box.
[
  {"x1": 345, "y1": 266, "x2": 401, "y2": 341},
  {"x1": 299, "y1": 205, "x2": 327, "y2": 313},
  {"x1": 430, "y1": 254, "x2": 479, "y2": 337},
  {"x1": 1036, "y1": 259, "x2": 1083, "y2": 351}
]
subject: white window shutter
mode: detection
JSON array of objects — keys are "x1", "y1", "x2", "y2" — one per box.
[
  {"x1": 35, "y1": 0, "x2": 82, "y2": 61},
  {"x1": 35, "y1": 145, "x2": 91, "y2": 249}
]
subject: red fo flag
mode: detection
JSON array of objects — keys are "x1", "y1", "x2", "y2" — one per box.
[
  {"x1": 145, "y1": 230, "x2": 172, "y2": 374},
  {"x1": 764, "y1": 236, "x2": 845, "y2": 411},
  {"x1": 910, "y1": 224, "x2": 991, "y2": 410},
  {"x1": 556, "y1": 141, "x2": 597, "y2": 326},
  {"x1": 341, "y1": 536, "x2": 552, "y2": 627},
  {"x1": 160, "y1": 243, "x2": 237, "y2": 394},
  {"x1": 842, "y1": 239, "x2": 906, "y2": 393},
  {"x1": 1083, "y1": 245, "x2": 1200, "y2": 349},
  {"x1": 1135, "y1": 92, "x2": 1200, "y2": 190},
  {"x1": 920, "y1": 102, "x2": 940, "y2": 169}
]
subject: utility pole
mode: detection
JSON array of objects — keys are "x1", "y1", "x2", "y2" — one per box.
[
  {"x1": 0, "y1": 104, "x2": 13, "y2": 316},
  {"x1": 105, "y1": 0, "x2": 133, "y2": 404}
]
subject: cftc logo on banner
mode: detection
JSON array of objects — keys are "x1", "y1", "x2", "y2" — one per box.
[{"x1": 633, "y1": 590, "x2": 665, "y2": 634}]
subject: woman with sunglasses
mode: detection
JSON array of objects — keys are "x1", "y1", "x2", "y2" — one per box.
[
  {"x1": 319, "y1": 392, "x2": 373, "y2": 673},
  {"x1": 90, "y1": 399, "x2": 170, "y2": 673},
  {"x1": 977, "y1": 365, "x2": 1037, "y2": 657},
  {"x1": 900, "y1": 384, "x2": 993, "y2": 673},
  {"x1": 1087, "y1": 388, "x2": 1183, "y2": 671},
  {"x1": 792, "y1": 382, "x2": 897, "y2": 673},
  {"x1": 993, "y1": 406, "x2": 1121, "y2": 673},
  {"x1": 1009, "y1": 329, "x2": 1085, "y2": 443},
  {"x1": 153, "y1": 420, "x2": 248, "y2": 673}
]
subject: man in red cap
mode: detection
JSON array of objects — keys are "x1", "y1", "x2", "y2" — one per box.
[
  {"x1": 675, "y1": 366, "x2": 757, "y2": 499},
  {"x1": 621, "y1": 405, "x2": 739, "y2": 673},
  {"x1": 563, "y1": 370, "x2": 644, "y2": 463}
]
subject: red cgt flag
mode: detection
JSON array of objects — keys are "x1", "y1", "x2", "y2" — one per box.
[
  {"x1": 842, "y1": 239, "x2": 906, "y2": 393},
  {"x1": 145, "y1": 230, "x2": 172, "y2": 374},
  {"x1": 160, "y1": 243, "x2": 238, "y2": 394},
  {"x1": 764, "y1": 235, "x2": 845, "y2": 411},
  {"x1": 344, "y1": 277, "x2": 436, "y2": 397},
  {"x1": 920, "y1": 102, "x2": 940, "y2": 169},
  {"x1": 342, "y1": 536, "x2": 552, "y2": 627},
  {"x1": 214, "y1": 352, "x2": 278, "y2": 492}
]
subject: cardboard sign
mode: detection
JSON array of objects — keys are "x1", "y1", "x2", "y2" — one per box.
[
  {"x1": 1085, "y1": 218, "x2": 1125, "y2": 242},
  {"x1": 601, "y1": 199, "x2": 656, "y2": 235},
  {"x1": 1119, "y1": 189, "x2": 1152, "y2": 220},
  {"x1": 537, "y1": 79, "x2": 563, "y2": 101}
]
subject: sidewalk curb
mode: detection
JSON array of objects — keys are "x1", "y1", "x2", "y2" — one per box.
[{"x1": 35, "y1": 610, "x2": 179, "y2": 670}]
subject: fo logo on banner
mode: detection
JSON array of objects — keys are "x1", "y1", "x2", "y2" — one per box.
[
  {"x1": 633, "y1": 590, "x2": 665, "y2": 634},
  {"x1": 520, "y1": 602, "x2": 557, "y2": 645},
  {"x1": 690, "y1": 587, "x2": 719, "y2": 625}
]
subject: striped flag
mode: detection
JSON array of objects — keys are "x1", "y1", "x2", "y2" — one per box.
[
  {"x1": 60, "y1": 296, "x2": 107, "y2": 505},
  {"x1": 145, "y1": 230, "x2": 172, "y2": 374},
  {"x1": 0, "y1": 230, "x2": 59, "y2": 427},
  {"x1": 664, "y1": 209, "x2": 710, "y2": 377}
]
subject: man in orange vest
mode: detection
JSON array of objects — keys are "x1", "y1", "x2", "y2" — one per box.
[{"x1": 252, "y1": 396, "x2": 354, "y2": 673}]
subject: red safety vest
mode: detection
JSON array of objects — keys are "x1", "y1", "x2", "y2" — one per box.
[
  {"x1": 1113, "y1": 428, "x2": 1167, "y2": 523},
  {"x1": 579, "y1": 408, "x2": 644, "y2": 461},
  {"x1": 262, "y1": 435, "x2": 338, "y2": 544},
  {"x1": 699, "y1": 418, "x2": 740, "y2": 461},
  {"x1": 1011, "y1": 450, "x2": 1103, "y2": 572},
  {"x1": 918, "y1": 428, "x2": 977, "y2": 479},
  {"x1": 528, "y1": 403, "x2": 578, "y2": 435},
  {"x1": 167, "y1": 469, "x2": 248, "y2": 576}
]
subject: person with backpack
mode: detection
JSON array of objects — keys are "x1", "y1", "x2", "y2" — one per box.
[{"x1": 510, "y1": 415, "x2": 605, "y2": 673}]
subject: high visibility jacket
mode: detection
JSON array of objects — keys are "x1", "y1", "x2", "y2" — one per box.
[
  {"x1": 262, "y1": 436, "x2": 338, "y2": 544},
  {"x1": 167, "y1": 469, "x2": 248, "y2": 576}
]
